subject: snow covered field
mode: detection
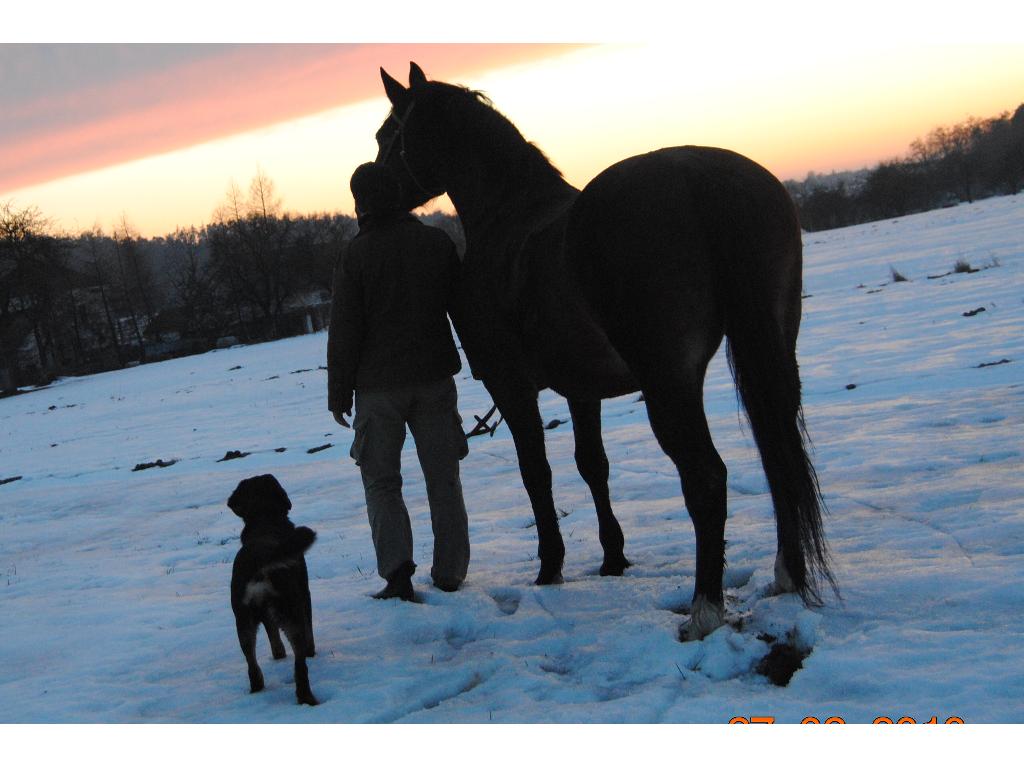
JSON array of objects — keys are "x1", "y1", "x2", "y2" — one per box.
[{"x1": 2, "y1": 195, "x2": 1022, "y2": 724}]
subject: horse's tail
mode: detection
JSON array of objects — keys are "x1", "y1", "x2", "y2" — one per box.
[{"x1": 722, "y1": 238, "x2": 837, "y2": 606}]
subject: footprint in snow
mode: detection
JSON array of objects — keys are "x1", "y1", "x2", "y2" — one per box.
[
  {"x1": 443, "y1": 621, "x2": 478, "y2": 650},
  {"x1": 538, "y1": 655, "x2": 574, "y2": 676},
  {"x1": 489, "y1": 588, "x2": 522, "y2": 616}
]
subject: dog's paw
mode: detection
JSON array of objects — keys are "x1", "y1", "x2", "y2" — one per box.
[{"x1": 248, "y1": 670, "x2": 265, "y2": 693}]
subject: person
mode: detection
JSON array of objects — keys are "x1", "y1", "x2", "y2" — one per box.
[{"x1": 327, "y1": 161, "x2": 469, "y2": 602}]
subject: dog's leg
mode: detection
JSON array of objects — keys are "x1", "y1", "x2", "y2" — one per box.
[
  {"x1": 236, "y1": 612, "x2": 264, "y2": 693},
  {"x1": 282, "y1": 622, "x2": 318, "y2": 706},
  {"x1": 303, "y1": 609, "x2": 316, "y2": 658},
  {"x1": 263, "y1": 617, "x2": 287, "y2": 660},
  {"x1": 301, "y1": 559, "x2": 315, "y2": 657},
  {"x1": 304, "y1": 615, "x2": 316, "y2": 659},
  {"x1": 293, "y1": 655, "x2": 317, "y2": 706},
  {"x1": 304, "y1": 596, "x2": 315, "y2": 657}
]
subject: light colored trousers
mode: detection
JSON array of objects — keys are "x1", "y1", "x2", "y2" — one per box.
[{"x1": 349, "y1": 377, "x2": 470, "y2": 588}]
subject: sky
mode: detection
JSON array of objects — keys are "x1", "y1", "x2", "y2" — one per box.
[{"x1": 2, "y1": 2, "x2": 1024, "y2": 236}]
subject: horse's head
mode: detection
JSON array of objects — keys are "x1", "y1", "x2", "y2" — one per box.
[{"x1": 375, "y1": 62, "x2": 447, "y2": 210}]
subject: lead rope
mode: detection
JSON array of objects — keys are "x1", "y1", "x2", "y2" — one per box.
[
  {"x1": 465, "y1": 403, "x2": 503, "y2": 439},
  {"x1": 382, "y1": 102, "x2": 443, "y2": 199}
]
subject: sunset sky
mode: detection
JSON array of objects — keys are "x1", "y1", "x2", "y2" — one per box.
[{"x1": 3, "y1": 3, "x2": 1023, "y2": 236}]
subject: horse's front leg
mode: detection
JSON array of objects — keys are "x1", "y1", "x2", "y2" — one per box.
[
  {"x1": 566, "y1": 398, "x2": 630, "y2": 576},
  {"x1": 485, "y1": 378, "x2": 565, "y2": 584}
]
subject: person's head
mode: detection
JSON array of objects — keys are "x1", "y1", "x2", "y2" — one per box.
[{"x1": 350, "y1": 161, "x2": 403, "y2": 216}]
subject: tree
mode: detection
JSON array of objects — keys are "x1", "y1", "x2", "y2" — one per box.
[
  {"x1": 978, "y1": 106, "x2": 1024, "y2": 195},
  {"x1": 0, "y1": 202, "x2": 87, "y2": 381},
  {"x1": 110, "y1": 218, "x2": 151, "y2": 359},
  {"x1": 81, "y1": 226, "x2": 127, "y2": 367},
  {"x1": 910, "y1": 117, "x2": 985, "y2": 203},
  {"x1": 166, "y1": 226, "x2": 231, "y2": 342},
  {"x1": 861, "y1": 160, "x2": 934, "y2": 218},
  {"x1": 209, "y1": 170, "x2": 298, "y2": 339}
]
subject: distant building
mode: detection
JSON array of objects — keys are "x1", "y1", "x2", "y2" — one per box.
[{"x1": 283, "y1": 288, "x2": 332, "y2": 335}]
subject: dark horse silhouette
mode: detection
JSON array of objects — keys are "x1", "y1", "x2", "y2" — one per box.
[{"x1": 374, "y1": 63, "x2": 836, "y2": 638}]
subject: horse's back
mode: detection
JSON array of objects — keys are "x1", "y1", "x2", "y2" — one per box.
[
  {"x1": 565, "y1": 145, "x2": 803, "y2": 374},
  {"x1": 570, "y1": 145, "x2": 799, "y2": 255}
]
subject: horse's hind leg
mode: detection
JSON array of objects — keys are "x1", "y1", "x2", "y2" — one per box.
[
  {"x1": 485, "y1": 376, "x2": 565, "y2": 585},
  {"x1": 643, "y1": 378, "x2": 728, "y2": 640},
  {"x1": 567, "y1": 398, "x2": 629, "y2": 575}
]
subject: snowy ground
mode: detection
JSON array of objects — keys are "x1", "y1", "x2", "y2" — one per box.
[{"x1": 2, "y1": 195, "x2": 1022, "y2": 723}]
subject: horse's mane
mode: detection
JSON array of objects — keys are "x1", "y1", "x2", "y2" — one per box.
[{"x1": 424, "y1": 82, "x2": 565, "y2": 183}]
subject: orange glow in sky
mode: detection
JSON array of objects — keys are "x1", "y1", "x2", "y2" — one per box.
[{"x1": 2, "y1": 38, "x2": 1023, "y2": 237}]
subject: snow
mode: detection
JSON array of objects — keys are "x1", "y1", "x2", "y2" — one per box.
[{"x1": 2, "y1": 195, "x2": 1023, "y2": 725}]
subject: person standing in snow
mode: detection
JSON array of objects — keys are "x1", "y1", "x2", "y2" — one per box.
[{"x1": 327, "y1": 161, "x2": 470, "y2": 601}]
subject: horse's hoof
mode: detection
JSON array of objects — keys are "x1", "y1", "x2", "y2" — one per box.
[
  {"x1": 773, "y1": 551, "x2": 797, "y2": 594},
  {"x1": 599, "y1": 555, "x2": 631, "y2": 576},
  {"x1": 534, "y1": 569, "x2": 564, "y2": 586},
  {"x1": 679, "y1": 595, "x2": 725, "y2": 641},
  {"x1": 297, "y1": 691, "x2": 319, "y2": 706}
]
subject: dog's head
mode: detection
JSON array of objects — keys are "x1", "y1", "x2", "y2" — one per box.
[{"x1": 227, "y1": 474, "x2": 292, "y2": 523}]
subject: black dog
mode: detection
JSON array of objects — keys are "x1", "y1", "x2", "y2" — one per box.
[{"x1": 228, "y1": 474, "x2": 318, "y2": 706}]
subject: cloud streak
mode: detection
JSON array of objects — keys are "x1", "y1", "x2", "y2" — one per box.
[{"x1": 0, "y1": 43, "x2": 577, "y2": 193}]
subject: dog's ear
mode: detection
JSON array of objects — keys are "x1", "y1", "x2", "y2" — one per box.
[
  {"x1": 227, "y1": 477, "x2": 252, "y2": 518},
  {"x1": 264, "y1": 474, "x2": 292, "y2": 512}
]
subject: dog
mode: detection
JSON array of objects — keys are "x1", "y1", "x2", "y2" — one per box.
[{"x1": 228, "y1": 474, "x2": 318, "y2": 706}]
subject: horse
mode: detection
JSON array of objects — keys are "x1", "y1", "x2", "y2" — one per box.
[{"x1": 373, "y1": 62, "x2": 836, "y2": 638}]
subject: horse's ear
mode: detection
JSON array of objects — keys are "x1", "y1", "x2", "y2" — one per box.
[
  {"x1": 380, "y1": 67, "x2": 407, "y2": 106},
  {"x1": 409, "y1": 61, "x2": 428, "y2": 89}
]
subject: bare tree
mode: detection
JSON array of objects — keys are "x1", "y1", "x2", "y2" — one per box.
[
  {"x1": 0, "y1": 202, "x2": 78, "y2": 381},
  {"x1": 208, "y1": 170, "x2": 298, "y2": 339},
  {"x1": 167, "y1": 226, "x2": 231, "y2": 341},
  {"x1": 910, "y1": 117, "x2": 986, "y2": 203},
  {"x1": 81, "y1": 226, "x2": 126, "y2": 367},
  {"x1": 1, "y1": 203, "x2": 51, "y2": 379},
  {"x1": 118, "y1": 216, "x2": 164, "y2": 341},
  {"x1": 110, "y1": 221, "x2": 148, "y2": 361}
]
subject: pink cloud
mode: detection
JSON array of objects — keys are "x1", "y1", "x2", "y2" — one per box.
[{"x1": 0, "y1": 44, "x2": 579, "y2": 193}]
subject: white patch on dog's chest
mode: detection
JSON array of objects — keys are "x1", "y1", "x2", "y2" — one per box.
[{"x1": 243, "y1": 579, "x2": 277, "y2": 607}]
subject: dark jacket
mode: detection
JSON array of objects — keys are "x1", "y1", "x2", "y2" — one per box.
[{"x1": 327, "y1": 212, "x2": 461, "y2": 409}]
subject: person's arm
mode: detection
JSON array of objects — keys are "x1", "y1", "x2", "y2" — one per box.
[{"x1": 326, "y1": 244, "x2": 363, "y2": 422}]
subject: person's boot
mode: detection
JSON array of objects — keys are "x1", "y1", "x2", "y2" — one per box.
[{"x1": 373, "y1": 561, "x2": 417, "y2": 602}]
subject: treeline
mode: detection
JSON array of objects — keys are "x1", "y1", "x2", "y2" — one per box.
[
  {"x1": 1, "y1": 172, "x2": 464, "y2": 392},
  {"x1": 5, "y1": 103, "x2": 1023, "y2": 390},
  {"x1": 786, "y1": 103, "x2": 1024, "y2": 231}
]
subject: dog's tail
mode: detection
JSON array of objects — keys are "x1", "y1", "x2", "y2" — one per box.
[
  {"x1": 284, "y1": 526, "x2": 317, "y2": 556},
  {"x1": 247, "y1": 526, "x2": 317, "y2": 564}
]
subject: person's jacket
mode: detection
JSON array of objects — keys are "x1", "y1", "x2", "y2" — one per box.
[{"x1": 327, "y1": 211, "x2": 461, "y2": 410}]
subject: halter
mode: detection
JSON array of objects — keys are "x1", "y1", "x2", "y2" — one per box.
[{"x1": 380, "y1": 101, "x2": 445, "y2": 199}]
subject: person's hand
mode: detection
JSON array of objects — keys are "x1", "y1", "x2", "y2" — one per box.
[{"x1": 331, "y1": 391, "x2": 353, "y2": 428}]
